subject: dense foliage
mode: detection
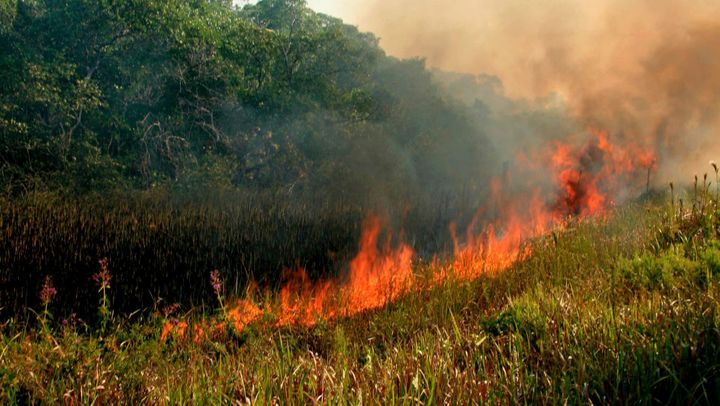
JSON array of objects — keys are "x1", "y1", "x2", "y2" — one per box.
[{"x1": 0, "y1": 0, "x2": 494, "y2": 201}]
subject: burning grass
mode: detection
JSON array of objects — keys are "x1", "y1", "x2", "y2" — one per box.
[
  {"x1": 3, "y1": 131, "x2": 718, "y2": 403},
  {"x1": 151, "y1": 129, "x2": 658, "y2": 337},
  {"x1": 2, "y1": 178, "x2": 720, "y2": 403}
]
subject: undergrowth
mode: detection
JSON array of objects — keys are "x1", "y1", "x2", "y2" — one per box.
[{"x1": 1, "y1": 177, "x2": 720, "y2": 403}]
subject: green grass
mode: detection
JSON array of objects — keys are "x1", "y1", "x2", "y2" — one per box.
[{"x1": 1, "y1": 190, "x2": 720, "y2": 403}]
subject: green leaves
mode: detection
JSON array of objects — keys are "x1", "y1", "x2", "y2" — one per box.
[
  {"x1": 0, "y1": 0, "x2": 16, "y2": 33},
  {"x1": 1, "y1": 0, "x2": 494, "y2": 201}
]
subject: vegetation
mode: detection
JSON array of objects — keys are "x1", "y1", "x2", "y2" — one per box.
[
  {"x1": 0, "y1": 0, "x2": 494, "y2": 201},
  {"x1": 2, "y1": 0, "x2": 719, "y2": 403},
  {"x1": 1, "y1": 180, "x2": 719, "y2": 403},
  {"x1": 0, "y1": 190, "x2": 360, "y2": 320},
  {"x1": 0, "y1": 0, "x2": 497, "y2": 332},
  {"x1": 0, "y1": 188, "x2": 473, "y2": 321}
]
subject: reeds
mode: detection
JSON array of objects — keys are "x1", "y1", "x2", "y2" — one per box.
[
  {"x1": 0, "y1": 190, "x2": 365, "y2": 321},
  {"x1": 0, "y1": 189, "x2": 467, "y2": 322},
  {"x1": 663, "y1": 163, "x2": 720, "y2": 249}
]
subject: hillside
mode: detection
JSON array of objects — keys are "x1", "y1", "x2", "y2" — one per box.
[
  {"x1": 1, "y1": 0, "x2": 494, "y2": 201},
  {"x1": 2, "y1": 189, "x2": 719, "y2": 403}
]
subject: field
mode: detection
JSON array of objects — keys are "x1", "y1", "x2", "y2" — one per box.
[{"x1": 1, "y1": 183, "x2": 719, "y2": 404}]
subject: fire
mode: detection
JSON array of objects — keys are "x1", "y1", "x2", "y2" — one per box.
[
  {"x1": 160, "y1": 320, "x2": 188, "y2": 343},
  {"x1": 551, "y1": 129, "x2": 656, "y2": 217},
  {"x1": 228, "y1": 299, "x2": 263, "y2": 332},
  {"x1": 342, "y1": 215, "x2": 415, "y2": 315},
  {"x1": 277, "y1": 268, "x2": 334, "y2": 327},
  {"x1": 275, "y1": 215, "x2": 414, "y2": 327},
  {"x1": 161, "y1": 128, "x2": 657, "y2": 344},
  {"x1": 440, "y1": 129, "x2": 655, "y2": 285},
  {"x1": 447, "y1": 184, "x2": 552, "y2": 282}
]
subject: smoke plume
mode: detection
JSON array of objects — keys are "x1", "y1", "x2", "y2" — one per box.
[{"x1": 352, "y1": 0, "x2": 720, "y2": 182}]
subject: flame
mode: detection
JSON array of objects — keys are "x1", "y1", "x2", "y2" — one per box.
[
  {"x1": 447, "y1": 184, "x2": 552, "y2": 282},
  {"x1": 227, "y1": 299, "x2": 263, "y2": 332},
  {"x1": 277, "y1": 268, "x2": 334, "y2": 327},
  {"x1": 550, "y1": 128, "x2": 656, "y2": 217},
  {"x1": 342, "y1": 215, "x2": 415, "y2": 315},
  {"x1": 160, "y1": 320, "x2": 188, "y2": 343},
  {"x1": 275, "y1": 215, "x2": 414, "y2": 326},
  {"x1": 161, "y1": 128, "x2": 657, "y2": 344}
]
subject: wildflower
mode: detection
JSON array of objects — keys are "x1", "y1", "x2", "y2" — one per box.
[
  {"x1": 39, "y1": 276, "x2": 57, "y2": 306},
  {"x1": 94, "y1": 258, "x2": 113, "y2": 333},
  {"x1": 210, "y1": 269, "x2": 223, "y2": 295},
  {"x1": 61, "y1": 313, "x2": 80, "y2": 328},
  {"x1": 93, "y1": 257, "x2": 112, "y2": 289},
  {"x1": 210, "y1": 269, "x2": 228, "y2": 321}
]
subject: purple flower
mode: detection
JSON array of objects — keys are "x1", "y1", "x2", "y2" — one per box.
[
  {"x1": 93, "y1": 257, "x2": 112, "y2": 289},
  {"x1": 39, "y1": 276, "x2": 57, "y2": 306},
  {"x1": 62, "y1": 313, "x2": 80, "y2": 328},
  {"x1": 210, "y1": 269, "x2": 223, "y2": 295}
]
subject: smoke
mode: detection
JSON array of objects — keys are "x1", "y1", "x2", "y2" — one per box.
[{"x1": 352, "y1": 0, "x2": 720, "y2": 182}]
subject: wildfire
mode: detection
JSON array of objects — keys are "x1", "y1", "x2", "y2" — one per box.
[
  {"x1": 161, "y1": 129, "x2": 656, "y2": 344},
  {"x1": 551, "y1": 129, "x2": 656, "y2": 217},
  {"x1": 275, "y1": 215, "x2": 414, "y2": 327}
]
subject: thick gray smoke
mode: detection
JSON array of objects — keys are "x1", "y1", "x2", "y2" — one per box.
[{"x1": 349, "y1": 0, "x2": 720, "y2": 183}]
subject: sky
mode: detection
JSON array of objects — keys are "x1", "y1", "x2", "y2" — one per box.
[
  {"x1": 306, "y1": 0, "x2": 351, "y2": 20},
  {"x1": 236, "y1": 0, "x2": 353, "y2": 21}
]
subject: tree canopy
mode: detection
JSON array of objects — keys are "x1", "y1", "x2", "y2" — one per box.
[{"x1": 0, "y1": 0, "x2": 495, "y2": 202}]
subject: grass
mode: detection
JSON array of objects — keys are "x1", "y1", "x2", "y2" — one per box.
[
  {"x1": 1, "y1": 184, "x2": 720, "y2": 403},
  {"x1": 0, "y1": 188, "x2": 468, "y2": 322}
]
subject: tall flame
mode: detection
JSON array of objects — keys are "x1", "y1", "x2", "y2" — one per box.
[{"x1": 275, "y1": 215, "x2": 414, "y2": 327}]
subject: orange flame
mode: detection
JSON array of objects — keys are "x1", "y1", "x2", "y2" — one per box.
[
  {"x1": 342, "y1": 215, "x2": 415, "y2": 316},
  {"x1": 160, "y1": 320, "x2": 188, "y2": 343},
  {"x1": 227, "y1": 299, "x2": 263, "y2": 332},
  {"x1": 275, "y1": 215, "x2": 414, "y2": 327},
  {"x1": 550, "y1": 129, "x2": 656, "y2": 217}
]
